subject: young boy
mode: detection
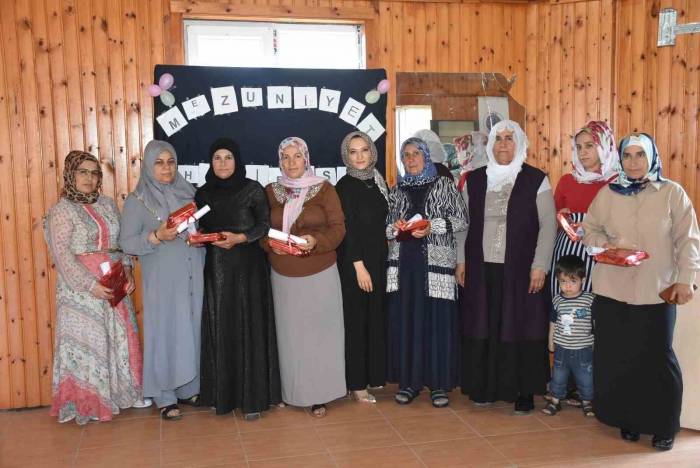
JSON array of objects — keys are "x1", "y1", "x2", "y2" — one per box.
[{"x1": 543, "y1": 255, "x2": 595, "y2": 417}]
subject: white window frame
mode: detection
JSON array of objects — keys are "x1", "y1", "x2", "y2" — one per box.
[
  {"x1": 395, "y1": 105, "x2": 433, "y2": 175},
  {"x1": 185, "y1": 20, "x2": 366, "y2": 69}
]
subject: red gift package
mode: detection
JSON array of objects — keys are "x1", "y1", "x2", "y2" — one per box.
[
  {"x1": 166, "y1": 202, "x2": 197, "y2": 229},
  {"x1": 268, "y1": 238, "x2": 310, "y2": 257},
  {"x1": 396, "y1": 219, "x2": 430, "y2": 242},
  {"x1": 99, "y1": 260, "x2": 128, "y2": 308},
  {"x1": 186, "y1": 231, "x2": 225, "y2": 246},
  {"x1": 557, "y1": 213, "x2": 583, "y2": 242},
  {"x1": 593, "y1": 248, "x2": 650, "y2": 267}
]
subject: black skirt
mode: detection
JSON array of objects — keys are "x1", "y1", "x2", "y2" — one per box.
[
  {"x1": 593, "y1": 295, "x2": 683, "y2": 438},
  {"x1": 386, "y1": 254, "x2": 460, "y2": 392},
  {"x1": 461, "y1": 263, "x2": 549, "y2": 402}
]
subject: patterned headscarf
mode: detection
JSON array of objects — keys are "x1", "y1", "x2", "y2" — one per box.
[
  {"x1": 61, "y1": 150, "x2": 102, "y2": 204},
  {"x1": 277, "y1": 137, "x2": 326, "y2": 233},
  {"x1": 609, "y1": 132, "x2": 666, "y2": 196},
  {"x1": 485, "y1": 120, "x2": 528, "y2": 192},
  {"x1": 398, "y1": 137, "x2": 438, "y2": 187},
  {"x1": 340, "y1": 131, "x2": 389, "y2": 201},
  {"x1": 134, "y1": 140, "x2": 195, "y2": 220},
  {"x1": 571, "y1": 121, "x2": 620, "y2": 184}
]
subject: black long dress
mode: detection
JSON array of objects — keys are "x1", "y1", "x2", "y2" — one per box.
[
  {"x1": 195, "y1": 179, "x2": 281, "y2": 414},
  {"x1": 336, "y1": 176, "x2": 388, "y2": 391},
  {"x1": 386, "y1": 184, "x2": 461, "y2": 392}
]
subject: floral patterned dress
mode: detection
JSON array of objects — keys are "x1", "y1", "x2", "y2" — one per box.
[{"x1": 45, "y1": 196, "x2": 143, "y2": 424}]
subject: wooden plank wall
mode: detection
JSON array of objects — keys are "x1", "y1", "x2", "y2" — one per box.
[
  {"x1": 0, "y1": 0, "x2": 179, "y2": 409},
  {"x1": 614, "y1": 0, "x2": 700, "y2": 217},
  {"x1": 0, "y1": 0, "x2": 698, "y2": 409}
]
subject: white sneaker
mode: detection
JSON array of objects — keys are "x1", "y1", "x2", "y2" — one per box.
[{"x1": 132, "y1": 397, "x2": 153, "y2": 409}]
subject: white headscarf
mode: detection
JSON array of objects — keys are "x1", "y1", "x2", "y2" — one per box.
[
  {"x1": 413, "y1": 129, "x2": 447, "y2": 164},
  {"x1": 485, "y1": 120, "x2": 528, "y2": 192}
]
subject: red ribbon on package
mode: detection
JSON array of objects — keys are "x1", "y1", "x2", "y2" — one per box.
[
  {"x1": 593, "y1": 248, "x2": 650, "y2": 267},
  {"x1": 99, "y1": 260, "x2": 128, "y2": 308},
  {"x1": 268, "y1": 238, "x2": 310, "y2": 257},
  {"x1": 167, "y1": 202, "x2": 197, "y2": 229},
  {"x1": 396, "y1": 218, "x2": 430, "y2": 242},
  {"x1": 267, "y1": 228, "x2": 310, "y2": 257},
  {"x1": 186, "y1": 231, "x2": 225, "y2": 246}
]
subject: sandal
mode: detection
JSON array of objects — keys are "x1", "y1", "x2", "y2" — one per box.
[
  {"x1": 541, "y1": 400, "x2": 561, "y2": 416},
  {"x1": 394, "y1": 387, "x2": 420, "y2": 405},
  {"x1": 160, "y1": 404, "x2": 182, "y2": 420},
  {"x1": 311, "y1": 404, "x2": 327, "y2": 418},
  {"x1": 352, "y1": 390, "x2": 377, "y2": 404},
  {"x1": 244, "y1": 412, "x2": 261, "y2": 421},
  {"x1": 430, "y1": 390, "x2": 449, "y2": 408},
  {"x1": 581, "y1": 401, "x2": 595, "y2": 417},
  {"x1": 564, "y1": 389, "x2": 582, "y2": 407},
  {"x1": 177, "y1": 394, "x2": 199, "y2": 406}
]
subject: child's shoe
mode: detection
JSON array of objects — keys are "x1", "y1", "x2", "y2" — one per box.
[
  {"x1": 581, "y1": 401, "x2": 594, "y2": 417},
  {"x1": 541, "y1": 399, "x2": 561, "y2": 416}
]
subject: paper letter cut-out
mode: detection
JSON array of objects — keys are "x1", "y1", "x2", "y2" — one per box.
[
  {"x1": 293, "y1": 87, "x2": 318, "y2": 109},
  {"x1": 356, "y1": 113, "x2": 386, "y2": 142},
  {"x1": 241, "y1": 88, "x2": 263, "y2": 107},
  {"x1": 339, "y1": 97, "x2": 365, "y2": 126},
  {"x1": 156, "y1": 107, "x2": 188, "y2": 137},
  {"x1": 267, "y1": 86, "x2": 292, "y2": 109},
  {"x1": 318, "y1": 88, "x2": 341, "y2": 113},
  {"x1": 211, "y1": 86, "x2": 239, "y2": 115}
]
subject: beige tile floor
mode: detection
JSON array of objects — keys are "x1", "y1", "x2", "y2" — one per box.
[{"x1": 1, "y1": 385, "x2": 699, "y2": 467}]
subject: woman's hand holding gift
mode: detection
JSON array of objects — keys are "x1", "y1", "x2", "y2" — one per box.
[
  {"x1": 298, "y1": 234, "x2": 317, "y2": 251},
  {"x1": 213, "y1": 231, "x2": 247, "y2": 250},
  {"x1": 90, "y1": 282, "x2": 114, "y2": 301}
]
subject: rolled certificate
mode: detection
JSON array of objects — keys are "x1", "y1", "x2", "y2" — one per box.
[
  {"x1": 176, "y1": 205, "x2": 211, "y2": 233},
  {"x1": 268, "y1": 228, "x2": 308, "y2": 245}
]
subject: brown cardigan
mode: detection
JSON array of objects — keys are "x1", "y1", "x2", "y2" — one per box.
[{"x1": 262, "y1": 181, "x2": 346, "y2": 277}]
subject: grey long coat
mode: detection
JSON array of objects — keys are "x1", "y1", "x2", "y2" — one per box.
[{"x1": 119, "y1": 194, "x2": 205, "y2": 397}]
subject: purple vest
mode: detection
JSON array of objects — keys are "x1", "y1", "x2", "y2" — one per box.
[{"x1": 462, "y1": 164, "x2": 549, "y2": 341}]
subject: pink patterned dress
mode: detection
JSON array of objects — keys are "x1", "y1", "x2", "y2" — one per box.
[{"x1": 45, "y1": 196, "x2": 143, "y2": 424}]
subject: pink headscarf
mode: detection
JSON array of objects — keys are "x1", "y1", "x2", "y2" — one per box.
[{"x1": 277, "y1": 137, "x2": 326, "y2": 233}]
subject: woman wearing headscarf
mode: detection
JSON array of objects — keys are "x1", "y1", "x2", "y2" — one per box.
[
  {"x1": 195, "y1": 138, "x2": 281, "y2": 419},
  {"x1": 386, "y1": 137, "x2": 468, "y2": 408},
  {"x1": 413, "y1": 129, "x2": 454, "y2": 180},
  {"x1": 262, "y1": 137, "x2": 346, "y2": 418},
  {"x1": 119, "y1": 140, "x2": 205, "y2": 420},
  {"x1": 336, "y1": 131, "x2": 389, "y2": 403},
  {"x1": 550, "y1": 121, "x2": 620, "y2": 296},
  {"x1": 543, "y1": 121, "x2": 619, "y2": 410},
  {"x1": 583, "y1": 133, "x2": 700, "y2": 450},
  {"x1": 45, "y1": 151, "x2": 144, "y2": 424},
  {"x1": 459, "y1": 120, "x2": 557, "y2": 413}
]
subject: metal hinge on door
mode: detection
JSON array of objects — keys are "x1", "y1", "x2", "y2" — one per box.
[{"x1": 658, "y1": 8, "x2": 700, "y2": 47}]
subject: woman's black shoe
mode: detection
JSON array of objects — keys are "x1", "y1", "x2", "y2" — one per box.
[
  {"x1": 514, "y1": 394, "x2": 534, "y2": 414},
  {"x1": 620, "y1": 428, "x2": 640, "y2": 442},
  {"x1": 651, "y1": 435, "x2": 674, "y2": 451}
]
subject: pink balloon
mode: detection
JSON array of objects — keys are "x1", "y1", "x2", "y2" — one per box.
[
  {"x1": 147, "y1": 84, "x2": 162, "y2": 97},
  {"x1": 158, "y1": 73, "x2": 174, "y2": 90},
  {"x1": 377, "y1": 79, "x2": 390, "y2": 94}
]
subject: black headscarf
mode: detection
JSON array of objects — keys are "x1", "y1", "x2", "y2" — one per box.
[{"x1": 205, "y1": 138, "x2": 247, "y2": 192}]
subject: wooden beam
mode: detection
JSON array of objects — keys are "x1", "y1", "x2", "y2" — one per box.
[
  {"x1": 396, "y1": 72, "x2": 516, "y2": 96},
  {"x1": 170, "y1": 1, "x2": 378, "y2": 20}
]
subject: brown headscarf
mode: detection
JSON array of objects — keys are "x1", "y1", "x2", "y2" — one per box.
[{"x1": 61, "y1": 150, "x2": 102, "y2": 204}]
